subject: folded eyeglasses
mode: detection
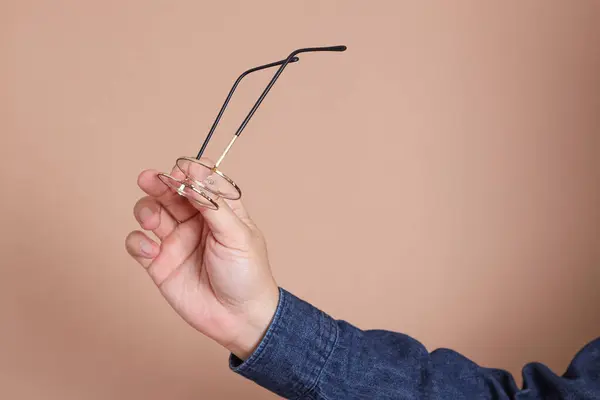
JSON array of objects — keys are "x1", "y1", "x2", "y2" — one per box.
[{"x1": 157, "y1": 45, "x2": 347, "y2": 210}]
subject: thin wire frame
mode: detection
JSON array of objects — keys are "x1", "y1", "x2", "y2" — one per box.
[
  {"x1": 157, "y1": 56, "x2": 298, "y2": 208},
  {"x1": 162, "y1": 45, "x2": 347, "y2": 209},
  {"x1": 157, "y1": 172, "x2": 219, "y2": 210}
]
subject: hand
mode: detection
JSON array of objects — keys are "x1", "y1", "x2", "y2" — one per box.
[{"x1": 125, "y1": 164, "x2": 279, "y2": 360}]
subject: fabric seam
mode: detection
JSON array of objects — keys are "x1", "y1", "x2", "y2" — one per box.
[{"x1": 297, "y1": 312, "x2": 340, "y2": 399}]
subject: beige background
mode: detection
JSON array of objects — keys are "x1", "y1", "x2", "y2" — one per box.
[{"x1": 2, "y1": 1, "x2": 599, "y2": 399}]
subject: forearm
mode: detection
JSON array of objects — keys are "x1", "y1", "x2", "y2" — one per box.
[
  {"x1": 229, "y1": 288, "x2": 337, "y2": 398},
  {"x1": 229, "y1": 288, "x2": 458, "y2": 399},
  {"x1": 229, "y1": 288, "x2": 600, "y2": 399}
]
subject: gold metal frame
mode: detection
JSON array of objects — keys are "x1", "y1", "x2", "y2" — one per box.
[
  {"x1": 156, "y1": 172, "x2": 219, "y2": 210},
  {"x1": 174, "y1": 136, "x2": 242, "y2": 201},
  {"x1": 156, "y1": 45, "x2": 347, "y2": 210}
]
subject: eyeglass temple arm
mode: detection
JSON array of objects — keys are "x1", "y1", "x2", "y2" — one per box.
[
  {"x1": 233, "y1": 45, "x2": 347, "y2": 138},
  {"x1": 213, "y1": 45, "x2": 347, "y2": 169},
  {"x1": 213, "y1": 46, "x2": 347, "y2": 168},
  {"x1": 195, "y1": 56, "x2": 300, "y2": 160}
]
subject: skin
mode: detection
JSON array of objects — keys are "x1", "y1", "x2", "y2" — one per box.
[{"x1": 125, "y1": 163, "x2": 279, "y2": 360}]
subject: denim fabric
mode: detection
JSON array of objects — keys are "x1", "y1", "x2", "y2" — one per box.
[{"x1": 230, "y1": 288, "x2": 600, "y2": 399}]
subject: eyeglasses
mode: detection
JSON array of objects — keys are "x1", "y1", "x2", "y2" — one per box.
[{"x1": 157, "y1": 45, "x2": 347, "y2": 210}]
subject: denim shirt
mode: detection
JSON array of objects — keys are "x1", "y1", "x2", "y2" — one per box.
[{"x1": 230, "y1": 288, "x2": 600, "y2": 399}]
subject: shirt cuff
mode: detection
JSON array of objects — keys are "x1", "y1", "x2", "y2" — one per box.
[{"x1": 229, "y1": 288, "x2": 339, "y2": 399}]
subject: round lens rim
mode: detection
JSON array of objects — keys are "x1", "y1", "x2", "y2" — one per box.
[
  {"x1": 156, "y1": 172, "x2": 219, "y2": 210},
  {"x1": 175, "y1": 157, "x2": 242, "y2": 200}
]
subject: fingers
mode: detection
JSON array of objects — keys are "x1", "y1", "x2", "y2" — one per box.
[
  {"x1": 147, "y1": 216, "x2": 204, "y2": 285},
  {"x1": 137, "y1": 162, "x2": 255, "y2": 251},
  {"x1": 137, "y1": 168, "x2": 198, "y2": 222},
  {"x1": 125, "y1": 230, "x2": 160, "y2": 268},
  {"x1": 134, "y1": 196, "x2": 178, "y2": 240}
]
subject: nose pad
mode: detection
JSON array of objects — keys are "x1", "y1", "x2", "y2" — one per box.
[{"x1": 177, "y1": 182, "x2": 186, "y2": 195}]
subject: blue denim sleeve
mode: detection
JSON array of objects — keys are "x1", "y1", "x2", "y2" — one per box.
[{"x1": 230, "y1": 288, "x2": 600, "y2": 399}]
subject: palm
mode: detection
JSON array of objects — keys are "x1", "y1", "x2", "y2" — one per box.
[{"x1": 155, "y1": 215, "x2": 249, "y2": 343}]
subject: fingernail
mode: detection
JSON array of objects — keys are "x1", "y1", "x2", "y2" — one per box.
[
  {"x1": 139, "y1": 207, "x2": 154, "y2": 221},
  {"x1": 140, "y1": 240, "x2": 155, "y2": 257}
]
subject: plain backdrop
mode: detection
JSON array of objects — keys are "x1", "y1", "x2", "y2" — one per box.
[{"x1": 1, "y1": 1, "x2": 599, "y2": 399}]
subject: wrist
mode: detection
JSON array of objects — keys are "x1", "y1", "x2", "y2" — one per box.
[{"x1": 226, "y1": 285, "x2": 280, "y2": 360}]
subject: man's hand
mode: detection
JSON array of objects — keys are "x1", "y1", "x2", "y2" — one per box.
[{"x1": 125, "y1": 164, "x2": 279, "y2": 360}]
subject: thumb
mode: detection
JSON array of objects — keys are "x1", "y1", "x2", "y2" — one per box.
[
  {"x1": 195, "y1": 197, "x2": 251, "y2": 249},
  {"x1": 173, "y1": 157, "x2": 251, "y2": 248}
]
